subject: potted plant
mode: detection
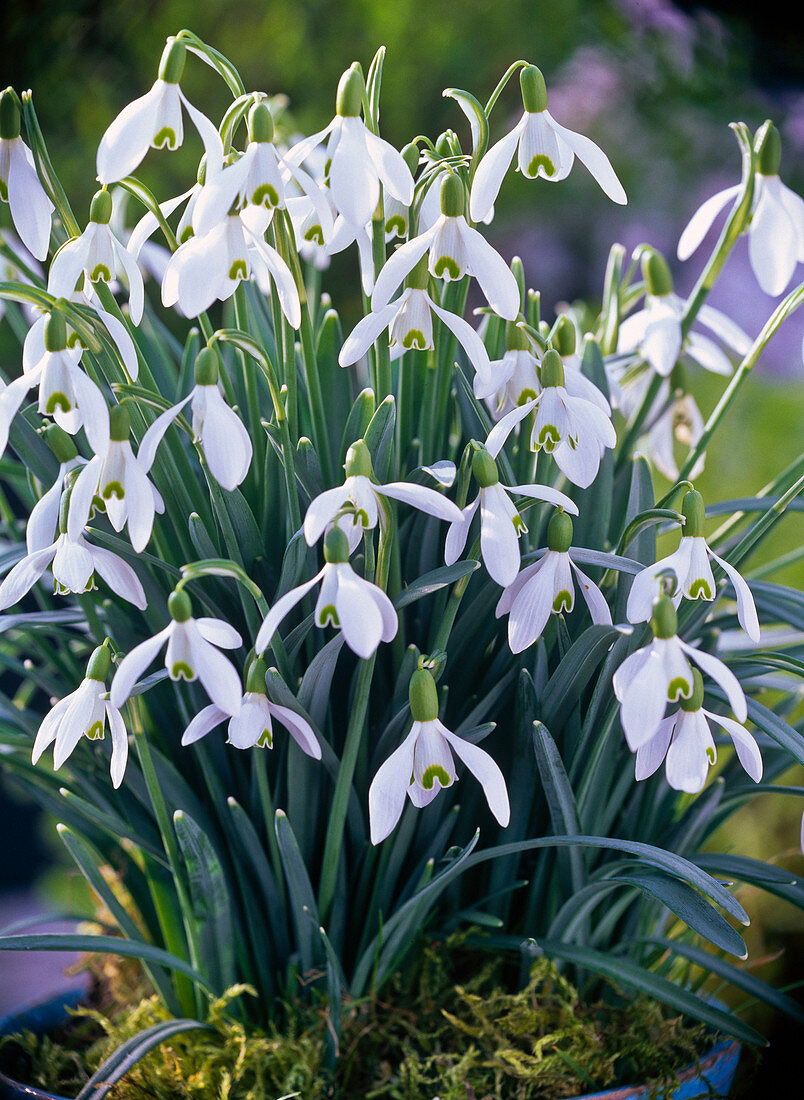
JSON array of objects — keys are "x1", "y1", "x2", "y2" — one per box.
[{"x1": 0, "y1": 30, "x2": 802, "y2": 1097}]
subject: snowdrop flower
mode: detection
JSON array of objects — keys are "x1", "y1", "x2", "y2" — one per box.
[
  {"x1": 284, "y1": 63, "x2": 414, "y2": 232},
  {"x1": 181, "y1": 657, "x2": 320, "y2": 758},
  {"x1": 634, "y1": 669, "x2": 762, "y2": 794},
  {"x1": 110, "y1": 589, "x2": 242, "y2": 716},
  {"x1": 255, "y1": 526, "x2": 398, "y2": 660},
  {"x1": 340, "y1": 255, "x2": 492, "y2": 377},
  {"x1": 0, "y1": 89, "x2": 54, "y2": 261},
  {"x1": 369, "y1": 667, "x2": 510, "y2": 844},
  {"x1": 678, "y1": 124, "x2": 804, "y2": 297},
  {"x1": 371, "y1": 172, "x2": 520, "y2": 322},
  {"x1": 303, "y1": 439, "x2": 463, "y2": 545},
  {"x1": 32, "y1": 644, "x2": 129, "y2": 788},
  {"x1": 616, "y1": 250, "x2": 751, "y2": 379},
  {"x1": 0, "y1": 522, "x2": 147, "y2": 612},
  {"x1": 469, "y1": 64, "x2": 626, "y2": 224},
  {"x1": 192, "y1": 102, "x2": 332, "y2": 240},
  {"x1": 326, "y1": 212, "x2": 377, "y2": 295},
  {"x1": 613, "y1": 596, "x2": 747, "y2": 752},
  {"x1": 96, "y1": 37, "x2": 223, "y2": 185},
  {"x1": 526, "y1": 349, "x2": 616, "y2": 488},
  {"x1": 1, "y1": 311, "x2": 110, "y2": 456},
  {"x1": 24, "y1": 426, "x2": 84, "y2": 554},
  {"x1": 496, "y1": 511, "x2": 611, "y2": 653},
  {"x1": 444, "y1": 402, "x2": 579, "y2": 588},
  {"x1": 67, "y1": 403, "x2": 165, "y2": 554},
  {"x1": 48, "y1": 190, "x2": 144, "y2": 325},
  {"x1": 626, "y1": 489, "x2": 760, "y2": 642},
  {"x1": 138, "y1": 347, "x2": 252, "y2": 492},
  {"x1": 162, "y1": 207, "x2": 300, "y2": 326},
  {"x1": 288, "y1": 192, "x2": 332, "y2": 271}
]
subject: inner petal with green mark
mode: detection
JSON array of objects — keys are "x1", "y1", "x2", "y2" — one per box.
[
  {"x1": 256, "y1": 729, "x2": 273, "y2": 749},
  {"x1": 45, "y1": 393, "x2": 73, "y2": 414},
  {"x1": 102, "y1": 481, "x2": 125, "y2": 501},
  {"x1": 527, "y1": 154, "x2": 555, "y2": 178},
  {"x1": 85, "y1": 720, "x2": 105, "y2": 740},
  {"x1": 318, "y1": 604, "x2": 339, "y2": 627},
  {"x1": 688, "y1": 578, "x2": 713, "y2": 600},
  {"x1": 90, "y1": 264, "x2": 111, "y2": 283},
  {"x1": 252, "y1": 183, "x2": 279, "y2": 208},
  {"x1": 421, "y1": 763, "x2": 450, "y2": 790},
  {"x1": 513, "y1": 513, "x2": 527, "y2": 536},
  {"x1": 536, "y1": 424, "x2": 560, "y2": 452},
  {"x1": 517, "y1": 389, "x2": 538, "y2": 404},
  {"x1": 706, "y1": 745, "x2": 716, "y2": 764},
  {"x1": 667, "y1": 676, "x2": 692, "y2": 702},
  {"x1": 153, "y1": 126, "x2": 178, "y2": 149},
  {"x1": 402, "y1": 329, "x2": 428, "y2": 350},
  {"x1": 552, "y1": 589, "x2": 573, "y2": 613},
  {"x1": 386, "y1": 214, "x2": 406, "y2": 235},
  {"x1": 170, "y1": 662, "x2": 195, "y2": 681},
  {"x1": 228, "y1": 259, "x2": 248, "y2": 281},
  {"x1": 304, "y1": 224, "x2": 324, "y2": 244},
  {"x1": 0, "y1": 180, "x2": 7, "y2": 202},
  {"x1": 433, "y1": 255, "x2": 461, "y2": 280}
]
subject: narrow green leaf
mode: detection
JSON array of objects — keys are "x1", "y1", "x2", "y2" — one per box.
[{"x1": 395, "y1": 560, "x2": 480, "y2": 608}]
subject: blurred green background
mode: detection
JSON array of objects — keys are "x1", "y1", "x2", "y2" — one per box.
[{"x1": 2, "y1": 0, "x2": 803, "y2": 1081}]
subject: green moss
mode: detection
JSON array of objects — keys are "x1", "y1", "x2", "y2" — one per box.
[{"x1": 1, "y1": 936, "x2": 715, "y2": 1099}]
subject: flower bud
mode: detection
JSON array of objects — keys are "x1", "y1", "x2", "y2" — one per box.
[
  {"x1": 401, "y1": 142, "x2": 420, "y2": 175},
  {"x1": 642, "y1": 250, "x2": 673, "y2": 297},
  {"x1": 323, "y1": 525, "x2": 350, "y2": 563},
  {"x1": 344, "y1": 439, "x2": 374, "y2": 479},
  {"x1": 246, "y1": 655, "x2": 268, "y2": 695},
  {"x1": 650, "y1": 595, "x2": 678, "y2": 639},
  {"x1": 552, "y1": 315, "x2": 576, "y2": 357},
  {"x1": 0, "y1": 88, "x2": 21, "y2": 140},
  {"x1": 90, "y1": 189, "x2": 113, "y2": 225},
  {"x1": 540, "y1": 348, "x2": 565, "y2": 388},
  {"x1": 44, "y1": 423, "x2": 78, "y2": 464},
  {"x1": 520, "y1": 65, "x2": 548, "y2": 114},
  {"x1": 682, "y1": 489, "x2": 706, "y2": 538},
  {"x1": 109, "y1": 402, "x2": 130, "y2": 442},
  {"x1": 336, "y1": 64, "x2": 365, "y2": 118},
  {"x1": 158, "y1": 37, "x2": 187, "y2": 85},
  {"x1": 679, "y1": 668, "x2": 705, "y2": 713},
  {"x1": 757, "y1": 123, "x2": 781, "y2": 177},
  {"x1": 409, "y1": 667, "x2": 439, "y2": 722},
  {"x1": 440, "y1": 172, "x2": 466, "y2": 218},
  {"x1": 44, "y1": 311, "x2": 68, "y2": 353},
  {"x1": 86, "y1": 643, "x2": 112, "y2": 683},
  {"x1": 505, "y1": 321, "x2": 529, "y2": 351},
  {"x1": 194, "y1": 346, "x2": 220, "y2": 386},
  {"x1": 547, "y1": 510, "x2": 573, "y2": 553},
  {"x1": 471, "y1": 445, "x2": 499, "y2": 488},
  {"x1": 168, "y1": 589, "x2": 193, "y2": 622},
  {"x1": 248, "y1": 101, "x2": 274, "y2": 145}
]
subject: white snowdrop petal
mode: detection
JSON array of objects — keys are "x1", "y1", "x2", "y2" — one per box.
[
  {"x1": 371, "y1": 231, "x2": 433, "y2": 312},
  {"x1": 107, "y1": 703, "x2": 129, "y2": 788},
  {"x1": 269, "y1": 702, "x2": 322, "y2": 759},
  {"x1": 96, "y1": 82, "x2": 167, "y2": 184},
  {"x1": 485, "y1": 398, "x2": 538, "y2": 459},
  {"x1": 364, "y1": 128, "x2": 414, "y2": 205},
  {"x1": 334, "y1": 568, "x2": 385, "y2": 658},
  {"x1": 0, "y1": 544, "x2": 56, "y2": 609},
  {"x1": 749, "y1": 184, "x2": 797, "y2": 296},
  {"x1": 444, "y1": 497, "x2": 479, "y2": 566},
  {"x1": 460, "y1": 222, "x2": 519, "y2": 320},
  {"x1": 369, "y1": 726, "x2": 419, "y2": 844},
  {"x1": 66, "y1": 457, "x2": 102, "y2": 543},
  {"x1": 480, "y1": 485, "x2": 521, "y2": 587},
  {"x1": 200, "y1": 388, "x2": 252, "y2": 490},
  {"x1": 190, "y1": 633, "x2": 242, "y2": 716},
  {"x1": 113, "y1": 237, "x2": 145, "y2": 325},
  {"x1": 469, "y1": 121, "x2": 522, "y2": 223},
  {"x1": 138, "y1": 394, "x2": 193, "y2": 473},
  {"x1": 177, "y1": 89, "x2": 224, "y2": 177},
  {"x1": 506, "y1": 559, "x2": 558, "y2": 653},
  {"x1": 182, "y1": 704, "x2": 227, "y2": 746},
  {"x1": 27, "y1": 466, "x2": 68, "y2": 553},
  {"x1": 377, "y1": 481, "x2": 463, "y2": 523},
  {"x1": 707, "y1": 549, "x2": 761, "y2": 643},
  {"x1": 704, "y1": 709, "x2": 763, "y2": 783},
  {"x1": 680, "y1": 640, "x2": 747, "y2": 723},
  {"x1": 339, "y1": 302, "x2": 399, "y2": 367},
  {"x1": 616, "y1": 645, "x2": 672, "y2": 750},
  {"x1": 110, "y1": 626, "x2": 171, "y2": 708},
  {"x1": 546, "y1": 115, "x2": 627, "y2": 204},
  {"x1": 570, "y1": 560, "x2": 612, "y2": 625},
  {"x1": 677, "y1": 186, "x2": 740, "y2": 261},
  {"x1": 6, "y1": 140, "x2": 53, "y2": 260},
  {"x1": 32, "y1": 695, "x2": 72, "y2": 764},
  {"x1": 665, "y1": 710, "x2": 710, "y2": 793},
  {"x1": 255, "y1": 572, "x2": 323, "y2": 654},
  {"x1": 429, "y1": 300, "x2": 492, "y2": 379},
  {"x1": 330, "y1": 118, "x2": 380, "y2": 230},
  {"x1": 442, "y1": 727, "x2": 510, "y2": 827},
  {"x1": 90, "y1": 545, "x2": 147, "y2": 609},
  {"x1": 634, "y1": 715, "x2": 676, "y2": 781},
  {"x1": 195, "y1": 618, "x2": 243, "y2": 649}
]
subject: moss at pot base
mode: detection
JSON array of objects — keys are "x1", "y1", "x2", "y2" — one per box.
[{"x1": 0, "y1": 937, "x2": 739, "y2": 1100}]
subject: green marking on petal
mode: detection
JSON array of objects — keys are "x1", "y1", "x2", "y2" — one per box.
[
  {"x1": 90, "y1": 264, "x2": 111, "y2": 283},
  {"x1": 433, "y1": 255, "x2": 461, "y2": 280},
  {"x1": 706, "y1": 745, "x2": 716, "y2": 765},
  {"x1": 552, "y1": 589, "x2": 573, "y2": 613},
  {"x1": 0, "y1": 179, "x2": 8, "y2": 202},
  {"x1": 45, "y1": 392, "x2": 72, "y2": 414},
  {"x1": 229, "y1": 259, "x2": 248, "y2": 281},
  {"x1": 537, "y1": 425, "x2": 560, "y2": 452},
  {"x1": 319, "y1": 604, "x2": 339, "y2": 627},
  {"x1": 517, "y1": 389, "x2": 538, "y2": 404},
  {"x1": 252, "y1": 183, "x2": 279, "y2": 208},
  {"x1": 256, "y1": 729, "x2": 273, "y2": 749},
  {"x1": 67, "y1": 332, "x2": 82, "y2": 349},
  {"x1": 179, "y1": 226, "x2": 194, "y2": 244},
  {"x1": 527, "y1": 154, "x2": 555, "y2": 178},
  {"x1": 102, "y1": 481, "x2": 125, "y2": 501},
  {"x1": 85, "y1": 721, "x2": 104, "y2": 741},
  {"x1": 304, "y1": 224, "x2": 324, "y2": 244},
  {"x1": 386, "y1": 214, "x2": 407, "y2": 235},
  {"x1": 513, "y1": 513, "x2": 528, "y2": 536},
  {"x1": 403, "y1": 329, "x2": 427, "y2": 350},
  {"x1": 153, "y1": 126, "x2": 178, "y2": 150},
  {"x1": 688, "y1": 578, "x2": 713, "y2": 600},
  {"x1": 421, "y1": 763, "x2": 450, "y2": 790},
  {"x1": 170, "y1": 662, "x2": 195, "y2": 681},
  {"x1": 667, "y1": 676, "x2": 692, "y2": 702}
]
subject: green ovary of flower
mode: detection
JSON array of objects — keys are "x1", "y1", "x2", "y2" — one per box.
[
  {"x1": 552, "y1": 589, "x2": 572, "y2": 613},
  {"x1": 422, "y1": 763, "x2": 450, "y2": 790},
  {"x1": 229, "y1": 260, "x2": 248, "y2": 281},
  {"x1": 170, "y1": 662, "x2": 195, "y2": 681},
  {"x1": 45, "y1": 392, "x2": 72, "y2": 414},
  {"x1": 403, "y1": 329, "x2": 427, "y2": 350},
  {"x1": 102, "y1": 481, "x2": 125, "y2": 501},
  {"x1": 153, "y1": 126, "x2": 178, "y2": 149},
  {"x1": 667, "y1": 676, "x2": 692, "y2": 701},
  {"x1": 688, "y1": 578, "x2": 713, "y2": 599},
  {"x1": 252, "y1": 184, "x2": 279, "y2": 208},
  {"x1": 90, "y1": 264, "x2": 111, "y2": 282},
  {"x1": 527, "y1": 154, "x2": 555, "y2": 177},
  {"x1": 433, "y1": 255, "x2": 461, "y2": 280}
]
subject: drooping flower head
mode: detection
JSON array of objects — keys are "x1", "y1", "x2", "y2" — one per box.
[
  {"x1": 368, "y1": 666, "x2": 510, "y2": 844},
  {"x1": 0, "y1": 88, "x2": 54, "y2": 261}
]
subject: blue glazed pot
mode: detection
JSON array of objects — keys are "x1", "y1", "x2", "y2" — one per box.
[{"x1": 0, "y1": 989, "x2": 740, "y2": 1099}]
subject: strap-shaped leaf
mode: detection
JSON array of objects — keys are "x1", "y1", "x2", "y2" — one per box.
[
  {"x1": 364, "y1": 395, "x2": 396, "y2": 482},
  {"x1": 274, "y1": 810, "x2": 321, "y2": 976},
  {"x1": 395, "y1": 560, "x2": 480, "y2": 608},
  {"x1": 443, "y1": 88, "x2": 489, "y2": 162},
  {"x1": 531, "y1": 720, "x2": 585, "y2": 895},
  {"x1": 540, "y1": 625, "x2": 620, "y2": 728}
]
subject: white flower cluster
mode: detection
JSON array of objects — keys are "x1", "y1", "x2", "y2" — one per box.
[{"x1": 1, "y1": 44, "x2": 794, "y2": 841}]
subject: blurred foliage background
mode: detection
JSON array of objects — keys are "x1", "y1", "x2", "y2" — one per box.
[{"x1": 2, "y1": 0, "x2": 803, "y2": 1076}]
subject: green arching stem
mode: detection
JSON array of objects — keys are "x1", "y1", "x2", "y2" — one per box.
[
  {"x1": 371, "y1": 209, "x2": 392, "y2": 402},
  {"x1": 234, "y1": 285, "x2": 264, "y2": 504},
  {"x1": 484, "y1": 60, "x2": 530, "y2": 117},
  {"x1": 430, "y1": 534, "x2": 481, "y2": 654}
]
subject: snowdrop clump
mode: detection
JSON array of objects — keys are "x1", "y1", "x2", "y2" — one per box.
[{"x1": 0, "y1": 40, "x2": 801, "y2": 1055}]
